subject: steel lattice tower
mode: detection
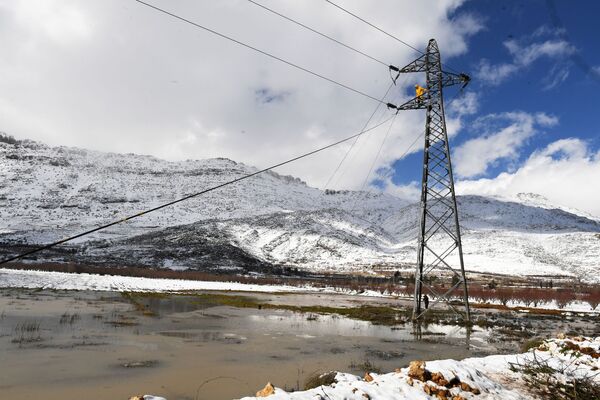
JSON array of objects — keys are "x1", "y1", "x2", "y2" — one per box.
[{"x1": 390, "y1": 39, "x2": 471, "y2": 321}]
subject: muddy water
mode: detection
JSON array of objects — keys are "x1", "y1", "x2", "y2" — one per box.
[{"x1": 0, "y1": 289, "x2": 498, "y2": 400}]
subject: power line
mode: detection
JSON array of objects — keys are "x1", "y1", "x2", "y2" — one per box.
[
  {"x1": 0, "y1": 115, "x2": 395, "y2": 266},
  {"x1": 324, "y1": 71, "x2": 412, "y2": 189},
  {"x1": 324, "y1": 0, "x2": 463, "y2": 74},
  {"x1": 346, "y1": 86, "x2": 467, "y2": 217},
  {"x1": 324, "y1": 0, "x2": 424, "y2": 56},
  {"x1": 134, "y1": 0, "x2": 393, "y2": 106},
  {"x1": 322, "y1": 82, "x2": 394, "y2": 190},
  {"x1": 349, "y1": 127, "x2": 424, "y2": 215},
  {"x1": 246, "y1": 0, "x2": 389, "y2": 67},
  {"x1": 356, "y1": 113, "x2": 399, "y2": 194}
]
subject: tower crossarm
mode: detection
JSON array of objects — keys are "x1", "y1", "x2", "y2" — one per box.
[
  {"x1": 390, "y1": 62, "x2": 470, "y2": 89},
  {"x1": 389, "y1": 54, "x2": 427, "y2": 74},
  {"x1": 388, "y1": 96, "x2": 427, "y2": 111},
  {"x1": 440, "y1": 71, "x2": 471, "y2": 88}
]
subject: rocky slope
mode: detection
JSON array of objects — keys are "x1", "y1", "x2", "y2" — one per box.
[{"x1": 1, "y1": 135, "x2": 599, "y2": 281}]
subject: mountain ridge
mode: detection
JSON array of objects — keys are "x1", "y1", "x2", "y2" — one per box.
[{"x1": 1, "y1": 136, "x2": 599, "y2": 281}]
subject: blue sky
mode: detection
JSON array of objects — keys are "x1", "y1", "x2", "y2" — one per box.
[{"x1": 389, "y1": 0, "x2": 600, "y2": 191}]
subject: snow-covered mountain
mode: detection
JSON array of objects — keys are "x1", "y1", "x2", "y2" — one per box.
[{"x1": 1, "y1": 135, "x2": 599, "y2": 281}]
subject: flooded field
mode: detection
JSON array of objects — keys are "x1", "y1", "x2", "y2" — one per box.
[{"x1": 0, "y1": 288, "x2": 597, "y2": 400}]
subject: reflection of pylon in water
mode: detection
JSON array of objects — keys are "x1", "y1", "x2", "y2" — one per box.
[{"x1": 389, "y1": 39, "x2": 471, "y2": 321}]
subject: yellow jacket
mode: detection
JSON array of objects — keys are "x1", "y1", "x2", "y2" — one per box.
[{"x1": 415, "y1": 85, "x2": 426, "y2": 98}]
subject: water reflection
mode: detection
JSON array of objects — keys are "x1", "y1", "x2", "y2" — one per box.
[{"x1": 0, "y1": 289, "x2": 497, "y2": 400}]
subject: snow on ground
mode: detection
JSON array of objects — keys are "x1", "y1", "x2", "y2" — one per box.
[
  {"x1": 1, "y1": 268, "x2": 597, "y2": 313},
  {"x1": 2, "y1": 138, "x2": 600, "y2": 282},
  {"x1": 235, "y1": 336, "x2": 600, "y2": 400},
  {"x1": 0, "y1": 268, "x2": 316, "y2": 293}
]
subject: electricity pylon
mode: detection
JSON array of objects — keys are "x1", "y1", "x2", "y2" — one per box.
[{"x1": 389, "y1": 39, "x2": 471, "y2": 321}]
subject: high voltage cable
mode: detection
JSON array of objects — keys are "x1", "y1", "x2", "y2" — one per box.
[
  {"x1": 246, "y1": 0, "x2": 389, "y2": 67},
  {"x1": 357, "y1": 113, "x2": 399, "y2": 194},
  {"x1": 134, "y1": 0, "x2": 392, "y2": 106},
  {"x1": 324, "y1": 0, "x2": 424, "y2": 55},
  {"x1": 322, "y1": 82, "x2": 394, "y2": 190},
  {"x1": 349, "y1": 126, "x2": 424, "y2": 215},
  {"x1": 0, "y1": 116, "x2": 395, "y2": 266},
  {"x1": 324, "y1": 71, "x2": 411, "y2": 190},
  {"x1": 350, "y1": 88, "x2": 468, "y2": 221},
  {"x1": 324, "y1": 0, "x2": 463, "y2": 74}
]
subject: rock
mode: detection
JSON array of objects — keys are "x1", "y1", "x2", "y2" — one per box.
[
  {"x1": 364, "y1": 372, "x2": 374, "y2": 382},
  {"x1": 408, "y1": 360, "x2": 432, "y2": 382},
  {"x1": 256, "y1": 382, "x2": 275, "y2": 397},
  {"x1": 424, "y1": 384, "x2": 434, "y2": 395},
  {"x1": 562, "y1": 341, "x2": 581, "y2": 352},
  {"x1": 458, "y1": 381, "x2": 481, "y2": 394},
  {"x1": 423, "y1": 384, "x2": 451, "y2": 400},
  {"x1": 431, "y1": 372, "x2": 448, "y2": 386},
  {"x1": 580, "y1": 346, "x2": 597, "y2": 357},
  {"x1": 445, "y1": 376, "x2": 461, "y2": 388}
]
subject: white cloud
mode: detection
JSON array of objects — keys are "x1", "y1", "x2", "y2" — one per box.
[
  {"x1": 506, "y1": 39, "x2": 574, "y2": 65},
  {"x1": 0, "y1": 0, "x2": 483, "y2": 191},
  {"x1": 448, "y1": 91, "x2": 479, "y2": 118},
  {"x1": 10, "y1": 0, "x2": 92, "y2": 44},
  {"x1": 476, "y1": 27, "x2": 576, "y2": 86},
  {"x1": 380, "y1": 179, "x2": 421, "y2": 202},
  {"x1": 457, "y1": 138, "x2": 600, "y2": 218},
  {"x1": 452, "y1": 111, "x2": 557, "y2": 178}
]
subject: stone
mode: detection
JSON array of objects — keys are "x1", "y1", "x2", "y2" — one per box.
[
  {"x1": 256, "y1": 382, "x2": 275, "y2": 397},
  {"x1": 431, "y1": 372, "x2": 448, "y2": 386},
  {"x1": 408, "y1": 360, "x2": 432, "y2": 382},
  {"x1": 445, "y1": 376, "x2": 461, "y2": 388},
  {"x1": 562, "y1": 341, "x2": 581, "y2": 352},
  {"x1": 424, "y1": 384, "x2": 434, "y2": 395},
  {"x1": 435, "y1": 389, "x2": 450, "y2": 400},
  {"x1": 580, "y1": 346, "x2": 600, "y2": 358}
]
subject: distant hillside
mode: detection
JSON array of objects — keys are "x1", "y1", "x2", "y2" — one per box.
[{"x1": 1, "y1": 137, "x2": 599, "y2": 282}]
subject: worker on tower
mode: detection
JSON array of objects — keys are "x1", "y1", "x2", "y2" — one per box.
[{"x1": 415, "y1": 84, "x2": 426, "y2": 105}]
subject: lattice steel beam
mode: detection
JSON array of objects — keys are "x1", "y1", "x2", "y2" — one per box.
[{"x1": 393, "y1": 39, "x2": 471, "y2": 322}]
